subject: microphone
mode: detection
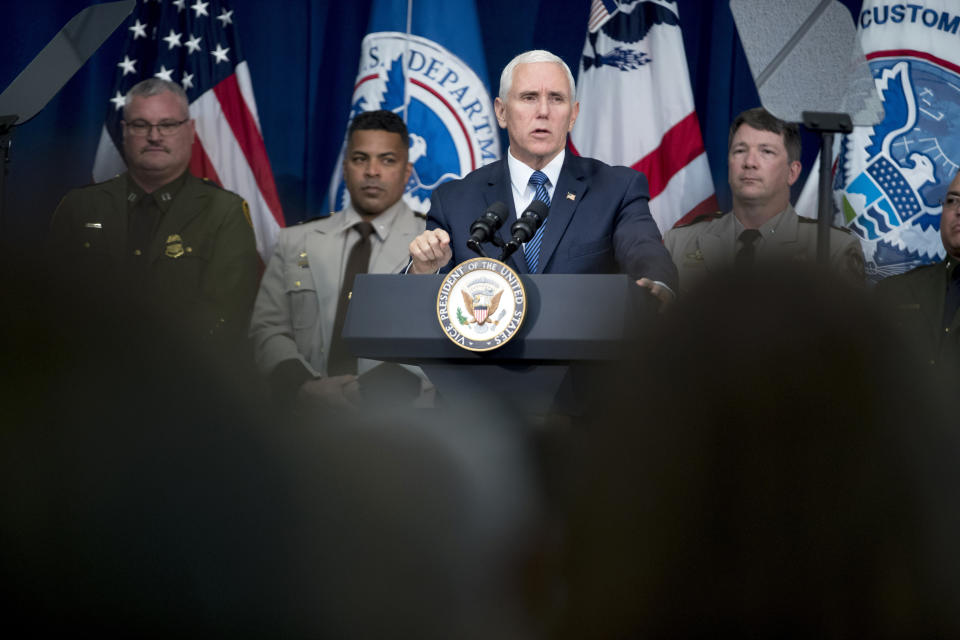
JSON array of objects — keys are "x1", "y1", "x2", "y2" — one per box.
[
  {"x1": 466, "y1": 201, "x2": 510, "y2": 257},
  {"x1": 501, "y1": 200, "x2": 549, "y2": 262}
]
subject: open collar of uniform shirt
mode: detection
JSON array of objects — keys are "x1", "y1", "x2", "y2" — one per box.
[
  {"x1": 336, "y1": 198, "x2": 406, "y2": 278},
  {"x1": 506, "y1": 147, "x2": 564, "y2": 220},
  {"x1": 732, "y1": 205, "x2": 791, "y2": 252},
  {"x1": 126, "y1": 170, "x2": 190, "y2": 213}
]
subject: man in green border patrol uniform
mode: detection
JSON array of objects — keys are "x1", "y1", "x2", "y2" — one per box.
[
  {"x1": 665, "y1": 108, "x2": 864, "y2": 298},
  {"x1": 50, "y1": 78, "x2": 259, "y2": 343}
]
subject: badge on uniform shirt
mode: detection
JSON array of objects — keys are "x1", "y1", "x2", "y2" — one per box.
[
  {"x1": 685, "y1": 249, "x2": 704, "y2": 262},
  {"x1": 165, "y1": 234, "x2": 185, "y2": 258}
]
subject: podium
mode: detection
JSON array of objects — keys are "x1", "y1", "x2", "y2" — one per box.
[{"x1": 343, "y1": 273, "x2": 656, "y2": 414}]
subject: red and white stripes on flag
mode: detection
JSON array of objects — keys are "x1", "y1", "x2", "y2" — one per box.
[
  {"x1": 587, "y1": 0, "x2": 618, "y2": 32},
  {"x1": 570, "y1": 0, "x2": 716, "y2": 233},
  {"x1": 93, "y1": 0, "x2": 283, "y2": 261}
]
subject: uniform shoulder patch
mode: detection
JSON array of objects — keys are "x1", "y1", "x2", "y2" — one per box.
[
  {"x1": 242, "y1": 200, "x2": 253, "y2": 228},
  {"x1": 674, "y1": 210, "x2": 726, "y2": 228}
]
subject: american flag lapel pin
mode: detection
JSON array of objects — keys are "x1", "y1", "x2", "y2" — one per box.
[{"x1": 566, "y1": 192, "x2": 576, "y2": 201}]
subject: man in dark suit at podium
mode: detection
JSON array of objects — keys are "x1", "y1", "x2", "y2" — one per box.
[{"x1": 408, "y1": 50, "x2": 677, "y2": 305}]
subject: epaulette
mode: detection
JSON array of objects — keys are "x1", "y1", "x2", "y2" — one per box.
[
  {"x1": 75, "y1": 173, "x2": 123, "y2": 190},
  {"x1": 797, "y1": 217, "x2": 854, "y2": 234},
  {"x1": 73, "y1": 181, "x2": 106, "y2": 191},
  {"x1": 673, "y1": 210, "x2": 726, "y2": 228},
  {"x1": 200, "y1": 177, "x2": 230, "y2": 191},
  {"x1": 296, "y1": 213, "x2": 332, "y2": 225}
]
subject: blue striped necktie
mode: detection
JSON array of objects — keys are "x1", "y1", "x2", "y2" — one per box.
[{"x1": 524, "y1": 170, "x2": 550, "y2": 273}]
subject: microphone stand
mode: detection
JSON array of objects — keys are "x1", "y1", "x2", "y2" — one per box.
[
  {"x1": 467, "y1": 235, "x2": 505, "y2": 259},
  {"x1": 500, "y1": 238, "x2": 520, "y2": 263}
]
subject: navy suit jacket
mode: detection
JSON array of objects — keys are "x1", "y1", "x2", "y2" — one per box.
[{"x1": 427, "y1": 153, "x2": 677, "y2": 288}]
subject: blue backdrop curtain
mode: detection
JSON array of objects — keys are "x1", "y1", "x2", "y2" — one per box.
[{"x1": 0, "y1": 0, "x2": 861, "y2": 252}]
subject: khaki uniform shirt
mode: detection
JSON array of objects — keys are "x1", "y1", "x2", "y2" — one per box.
[{"x1": 664, "y1": 206, "x2": 865, "y2": 297}]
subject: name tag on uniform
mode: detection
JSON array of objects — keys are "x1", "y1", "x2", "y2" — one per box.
[{"x1": 84, "y1": 222, "x2": 103, "y2": 229}]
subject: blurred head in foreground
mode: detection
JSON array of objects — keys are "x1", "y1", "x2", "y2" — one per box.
[
  {"x1": 556, "y1": 265, "x2": 960, "y2": 638},
  {"x1": 0, "y1": 264, "x2": 539, "y2": 638}
]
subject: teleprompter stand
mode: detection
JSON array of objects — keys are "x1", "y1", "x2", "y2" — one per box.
[
  {"x1": 730, "y1": 0, "x2": 883, "y2": 265},
  {"x1": 802, "y1": 111, "x2": 853, "y2": 264},
  {"x1": 0, "y1": 1, "x2": 134, "y2": 238}
]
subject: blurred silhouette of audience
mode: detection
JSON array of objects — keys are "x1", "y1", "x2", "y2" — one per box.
[
  {"x1": 7, "y1": 256, "x2": 960, "y2": 638},
  {"x1": 0, "y1": 260, "x2": 540, "y2": 638},
  {"x1": 549, "y1": 264, "x2": 960, "y2": 638}
]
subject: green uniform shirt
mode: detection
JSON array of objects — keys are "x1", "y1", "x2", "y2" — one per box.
[{"x1": 50, "y1": 171, "x2": 260, "y2": 342}]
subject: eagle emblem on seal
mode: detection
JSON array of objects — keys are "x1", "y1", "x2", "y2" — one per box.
[{"x1": 461, "y1": 289, "x2": 503, "y2": 325}]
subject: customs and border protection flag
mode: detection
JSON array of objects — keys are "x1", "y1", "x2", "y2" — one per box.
[
  {"x1": 93, "y1": 0, "x2": 285, "y2": 261},
  {"x1": 795, "y1": 0, "x2": 960, "y2": 282},
  {"x1": 570, "y1": 0, "x2": 717, "y2": 233},
  {"x1": 327, "y1": 0, "x2": 501, "y2": 214}
]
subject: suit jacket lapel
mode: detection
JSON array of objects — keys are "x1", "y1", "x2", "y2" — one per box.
[
  {"x1": 490, "y1": 161, "x2": 528, "y2": 273},
  {"x1": 537, "y1": 153, "x2": 584, "y2": 274}
]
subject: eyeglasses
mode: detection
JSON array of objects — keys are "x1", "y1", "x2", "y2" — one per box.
[
  {"x1": 941, "y1": 194, "x2": 960, "y2": 213},
  {"x1": 124, "y1": 118, "x2": 189, "y2": 137}
]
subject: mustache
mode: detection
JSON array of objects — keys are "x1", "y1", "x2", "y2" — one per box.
[{"x1": 140, "y1": 143, "x2": 169, "y2": 153}]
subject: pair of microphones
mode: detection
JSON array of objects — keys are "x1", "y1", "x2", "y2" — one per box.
[{"x1": 466, "y1": 199, "x2": 549, "y2": 263}]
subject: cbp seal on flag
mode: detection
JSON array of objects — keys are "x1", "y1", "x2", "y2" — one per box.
[
  {"x1": 837, "y1": 56, "x2": 960, "y2": 281},
  {"x1": 329, "y1": 32, "x2": 501, "y2": 214},
  {"x1": 436, "y1": 258, "x2": 526, "y2": 352}
]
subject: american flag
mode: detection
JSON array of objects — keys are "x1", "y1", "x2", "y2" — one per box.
[
  {"x1": 587, "y1": 0, "x2": 618, "y2": 33},
  {"x1": 93, "y1": 0, "x2": 284, "y2": 260}
]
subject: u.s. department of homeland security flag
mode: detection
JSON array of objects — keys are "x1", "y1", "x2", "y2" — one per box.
[
  {"x1": 569, "y1": 0, "x2": 717, "y2": 233},
  {"x1": 327, "y1": 0, "x2": 500, "y2": 214},
  {"x1": 93, "y1": 0, "x2": 284, "y2": 261},
  {"x1": 796, "y1": 0, "x2": 960, "y2": 282}
]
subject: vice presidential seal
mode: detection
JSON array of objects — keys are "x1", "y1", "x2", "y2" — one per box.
[{"x1": 437, "y1": 258, "x2": 526, "y2": 352}]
